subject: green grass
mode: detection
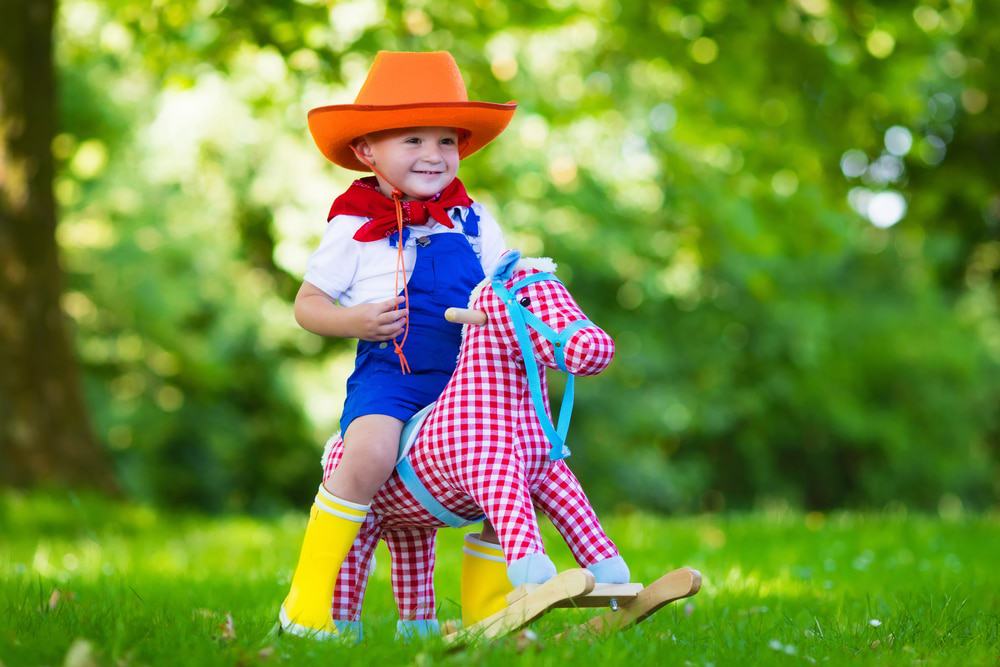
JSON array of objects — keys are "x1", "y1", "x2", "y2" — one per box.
[{"x1": 1, "y1": 493, "x2": 997, "y2": 666}]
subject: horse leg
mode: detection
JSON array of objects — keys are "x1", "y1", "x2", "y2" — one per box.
[
  {"x1": 465, "y1": 458, "x2": 555, "y2": 586},
  {"x1": 328, "y1": 512, "x2": 382, "y2": 638},
  {"x1": 384, "y1": 526, "x2": 439, "y2": 637},
  {"x1": 532, "y1": 461, "x2": 630, "y2": 583}
]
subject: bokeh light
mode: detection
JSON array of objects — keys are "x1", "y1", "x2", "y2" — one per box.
[
  {"x1": 883, "y1": 126, "x2": 913, "y2": 157},
  {"x1": 840, "y1": 149, "x2": 868, "y2": 178},
  {"x1": 867, "y1": 190, "x2": 907, "y2": 228}
]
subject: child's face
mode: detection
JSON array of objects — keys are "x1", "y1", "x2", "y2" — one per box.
[{"x1": 354, "y1": 127, "x2": 461, "y2": 200}]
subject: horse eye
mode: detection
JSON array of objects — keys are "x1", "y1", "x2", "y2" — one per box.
[{"x1": 519, "y1": 297, "x2": 531, "y2": 307}]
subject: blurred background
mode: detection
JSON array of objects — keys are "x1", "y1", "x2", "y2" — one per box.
[{"x1": 2, "y1": 0, "x2": 997, "y2": 515}]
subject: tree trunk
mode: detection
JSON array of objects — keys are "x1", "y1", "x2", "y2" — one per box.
[{"x1": 0, "y1": 0, "x2": 117, "y2": 492}]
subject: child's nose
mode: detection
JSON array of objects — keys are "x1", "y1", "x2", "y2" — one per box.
[{"x1": 420, "y1": 144, "x2": 445, "y2": 163}]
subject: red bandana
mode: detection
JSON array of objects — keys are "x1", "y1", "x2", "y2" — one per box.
[{"x1": 327, "y1": 176, "x2": 474, "y2": 242}]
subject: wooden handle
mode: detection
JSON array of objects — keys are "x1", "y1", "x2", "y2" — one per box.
[{"x1": 445, "y1": 307, "x2": 488, "y2": 325}]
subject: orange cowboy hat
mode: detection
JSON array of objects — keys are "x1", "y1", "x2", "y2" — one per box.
[{"x1": 307, "y1": 51, "x2": 517, "y2": 172}]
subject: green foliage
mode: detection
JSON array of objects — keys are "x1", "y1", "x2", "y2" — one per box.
[
  {"x1": 52, "y1": 0, "x2": 999, "y2": 511},
  {"x1": 2, "y1": 493, "x2": 999, "y2": 665}
]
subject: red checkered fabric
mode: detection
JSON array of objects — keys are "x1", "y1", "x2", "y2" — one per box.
[
  {"x1": 321, "y1": 265, "x2": 620, "y2": 622},
  {"x1": 531, "y1": 461, "x2": 620, "y2": 566},
  {"x1": 385, "y1": 526, "x2": 438, "y2": 620}
]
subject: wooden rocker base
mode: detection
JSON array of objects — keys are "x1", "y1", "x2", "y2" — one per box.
[
  {"x1": 444, "y1": 568, "x2": 595, "y2": 645},
  {"x1": 444, "y1": 566, "x2": 701, "y2": 645},
  {"x1": 556, "y1": 567, "x2": 702, "y2": 639}
]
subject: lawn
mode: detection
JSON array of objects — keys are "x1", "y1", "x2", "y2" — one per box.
[{"x1": 1, "y1": 492, "x2": 997, "y2": 666}]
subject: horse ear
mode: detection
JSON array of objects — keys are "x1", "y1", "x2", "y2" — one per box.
[{"x1": 491, "y1": 250, "x2": 521, "y2": 281}]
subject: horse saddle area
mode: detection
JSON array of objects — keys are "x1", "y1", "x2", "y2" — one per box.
[{"x1": 444, "y1": 567, "x2": 702, "y2": 644}]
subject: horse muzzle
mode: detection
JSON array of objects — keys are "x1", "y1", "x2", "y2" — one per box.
[{"x1": 562, "y1": 325, "x2": 615, "y2": 376}]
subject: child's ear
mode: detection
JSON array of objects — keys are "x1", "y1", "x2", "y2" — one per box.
[{"x1": 352, "y1": 136, "x2": 375, "y2": 162}]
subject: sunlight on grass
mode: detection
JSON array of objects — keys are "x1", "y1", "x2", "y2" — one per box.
[{"x1": 2, "y1": 493, "x2": 998, "y2": 666}]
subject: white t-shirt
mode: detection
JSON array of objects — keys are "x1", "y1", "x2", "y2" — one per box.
[{"x1": 304, "y1": 202, "x2": 505, "y2": 307}]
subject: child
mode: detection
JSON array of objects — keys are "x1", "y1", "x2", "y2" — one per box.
[{"x1": 279, "y1": 51, "x2": 517, "y2": 637}]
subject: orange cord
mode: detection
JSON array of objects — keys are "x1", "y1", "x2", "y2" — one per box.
[
  {"x1": 390, "y1": 188, "x2": 412, "y2": 374},
  {"x1": 351, "y1": 146, "x2": 412, "y2": 374}
]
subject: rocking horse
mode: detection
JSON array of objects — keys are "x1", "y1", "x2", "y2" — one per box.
[{"x1": 297, "y1": 250, "x2": 700, "y2": 640}]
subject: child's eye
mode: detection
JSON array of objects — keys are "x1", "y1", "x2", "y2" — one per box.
[
  {"x1": 441, "y1": 138, "x2": 456, "y2": 145},
  {"x1": 405, "y1": 137, "x2": 421, "y2": 144}
]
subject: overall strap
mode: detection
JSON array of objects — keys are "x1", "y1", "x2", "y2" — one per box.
[{"x1": 449, "y1": 206, "x2": 483, "y2": 261}]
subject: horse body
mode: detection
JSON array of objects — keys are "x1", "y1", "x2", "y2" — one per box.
[{"x1": 321, "y1": 255, "x2": 621, "y2": 622}]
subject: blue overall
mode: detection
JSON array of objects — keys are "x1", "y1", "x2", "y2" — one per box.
[{"x1": 339, "y1": 226, "x2": 486, "y2": 435}]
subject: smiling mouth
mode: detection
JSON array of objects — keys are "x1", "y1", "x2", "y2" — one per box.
[{"x1": 413, "y1": 170, "x2": 443, "y2": 175}]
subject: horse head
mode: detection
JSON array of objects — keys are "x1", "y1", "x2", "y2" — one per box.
[{"x1": 450, "y1": 250, "x2": 615, "y2": 378}]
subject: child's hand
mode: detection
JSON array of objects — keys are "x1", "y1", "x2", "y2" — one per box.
[{"x1": 352, "y1": 296, "x2": 408, "y2": 341}]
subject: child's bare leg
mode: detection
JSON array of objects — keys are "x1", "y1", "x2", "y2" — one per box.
[
  {"x1": 323, "y1": 414, "x2": 403, "y2": 504},
  {"x1": 480, "y1": 520, "x2": 499, "y2": 544}
]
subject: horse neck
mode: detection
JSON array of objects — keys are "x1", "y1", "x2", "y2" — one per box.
[{"x1": 450, "y1": 324, "x2": 534, "y2": 398}]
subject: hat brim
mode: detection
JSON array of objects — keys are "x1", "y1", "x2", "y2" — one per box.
[{"x1": 307, "y1": 101, "x2": 517, "y2": 171}]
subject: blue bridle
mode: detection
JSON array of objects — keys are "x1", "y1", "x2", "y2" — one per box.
[
  {"x1": 391, "y1": 269, "x2": 593, "y2": 529},
  {"x1": 492, "y1": 272, "x2": 594, "y2": 461}
]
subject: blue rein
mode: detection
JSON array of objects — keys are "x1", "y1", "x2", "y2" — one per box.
[{"x1": 492, "y1": 273, "x2": 593, "y2": 461}]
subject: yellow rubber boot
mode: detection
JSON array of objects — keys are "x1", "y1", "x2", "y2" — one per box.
[
  {"x1": 279, "y1": 486, "x2": 369, "y2": 638},
  {"x1": 460, "y1": 533, "x2": 513, "y2": 626}
]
